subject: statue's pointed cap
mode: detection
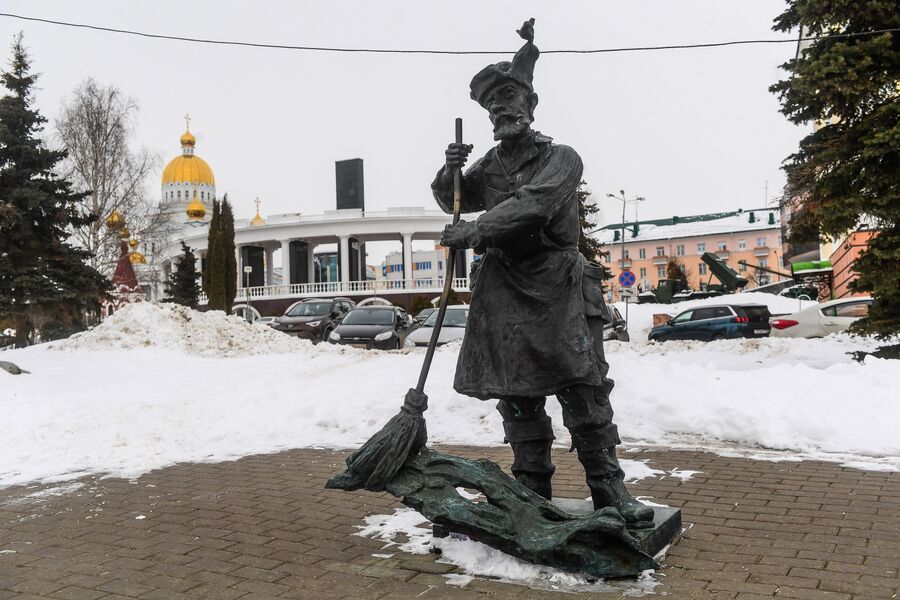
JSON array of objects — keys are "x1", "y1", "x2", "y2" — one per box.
[{"x1": 470, "y1": 19, "x2": 540, "y2": 106}]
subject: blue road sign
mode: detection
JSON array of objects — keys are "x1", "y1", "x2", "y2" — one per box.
[{"x1": 618, "y1": 270, "x2": 636, "y2": 287}]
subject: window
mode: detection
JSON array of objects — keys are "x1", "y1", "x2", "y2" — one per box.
[
  {"x1": 738, "y1": 239, "x2": 746, "y2": 250},
  {"x1": 676, "y1": 244, "x2": 685, "y2": 256},
  {"x1": 601, "y1": 252, "x2": 611, "y2": 262},
  {"x1": 717, "y1": 241, "x2": 727, "y2": 251},
  {"x1": 757, "y1": 237, "x2": 766, "y2": 247},
  {"x1": 691, "y1": 307, "x2": 720, "y2": 321},
  {"x1": 177, "y1": 190, "x2": 182, "y2": 200},
  {"x1": 758, "y1": 258, "x2": 768, "y2": 269},
  {"x1": 672, "y1": 311, "x2": 693, "y2": 323},
  {"x1": 822, "y1": 302, "x2": 870, "y2": 318},
  {"x1": 657, "y1": 266, "x2": 665, "y2": 278},
  {"x1": 697, "y1": 242, "x2": 706, "y2": 253},
  {"x1": 698, "y1": 263, "x2": 708, "y2": 275},
  {"x1": 623, "y1": 249, "x2": 630, "y2": 259},
  {"x1": 638, "y1": 248, "x2": 646, "y2": 259},
  {"x1": 414, "y1": 261, "x2": 432, "y2": 271},
  {"x1": 739, "y1": 262, "x2": 747, "y2": 272},
  {"x1": 389, "y1": 264, "x2": 403, "y2": 273},
  {"x1": 639, "y1": 267, "x2": 647, "y2": 278},
  {"x1": 656, "y1": 247, "x2": 665, "y2": 256},
  {"x1": 438, "y1": 261, "x2": 443, "y2": 270}
]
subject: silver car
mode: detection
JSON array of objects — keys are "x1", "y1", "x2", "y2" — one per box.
[
  {"x1": 406, "y1": 306, "x2": 469, "y2": 347},
  {"x1": 769, "y1": 297, "x2": 873, "y2": 338}
]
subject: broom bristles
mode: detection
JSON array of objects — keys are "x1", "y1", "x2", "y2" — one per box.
[{"x1": 325, "y1": 389, "x2": 428, "y2": 492}]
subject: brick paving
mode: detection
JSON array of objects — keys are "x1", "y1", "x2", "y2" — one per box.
[{"x1": 1, "y1": 446, "x2": 898, "y2": 600}]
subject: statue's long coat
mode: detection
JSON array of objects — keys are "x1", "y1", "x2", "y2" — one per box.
[{"x1": 432, "y1": 131, "x2": 608, "y2": 400}]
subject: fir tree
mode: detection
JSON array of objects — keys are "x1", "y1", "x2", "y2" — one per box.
[
  {"x1": 576, "y1": 180, "x2": 611, "y2": 279},
  {"x1": 0, "y1": 34, "x2": 108, "y2": 347},
  {"x1": 163, "y1": 242, "x2": 201, "y2": 308},
  {"x1": 665, "y1": 259, "x2": 688, "y2": 287},
  {"x1": 220, "y1": 195, "x2": 237, "y2": 313},
  {"x1": 204, "y1": 198, "x2": 225, "y2": 310},
  {"x1": 771, "y1": 1, "x2": 900, "y2": 337}
]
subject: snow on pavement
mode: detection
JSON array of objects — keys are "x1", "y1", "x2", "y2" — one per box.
[{"x1": 1, "y1": 303, "x2": 897, "y2": 488}]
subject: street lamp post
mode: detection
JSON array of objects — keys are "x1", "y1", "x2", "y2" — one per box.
[
  {"x1": 605, "y1": 190, "x2": 645, "y2": 330},
  {"x1": 243, "y1": 265, "x2": 253, "y2": 322}
]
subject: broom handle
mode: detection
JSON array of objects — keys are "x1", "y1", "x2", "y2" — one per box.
[{"x1": 415, "y1": 118, "x2": 463, "y2": 394}]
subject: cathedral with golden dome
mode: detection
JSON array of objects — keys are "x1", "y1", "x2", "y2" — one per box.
[{"x1": 160, "y1": 116, "x2": 215, "y2": 221}]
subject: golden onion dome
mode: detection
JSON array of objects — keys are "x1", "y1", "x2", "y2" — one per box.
[
  {"x1": 105, "y1": 208, "x2": 123, "y2": 230},
  {"x1": 128, "y1": 238, "x2": 147, "y2": 264},
  {"x1": 118, "y1": 226, "x2": 131, "y2": 240},
  {"x1": 161, "y1": 129, "x2": 215, "y2": 186},
  {"x1": 250, "y1": 197, "x2": 266, "y2": 226},
  {"x1": 186, "y1": 194, "x2": 207, "y2": 220},
  {"x1": 180, "y1": 130, "x2": 196, "y2": 147}
]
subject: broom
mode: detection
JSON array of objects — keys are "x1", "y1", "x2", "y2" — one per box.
[{"x1": 326, "y1": 118, "x2": 465, "y2": 492}]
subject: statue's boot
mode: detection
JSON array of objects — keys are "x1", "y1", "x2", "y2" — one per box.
[
  {"x1": 577, "y1": 446, "x2": 654, "y2": 526},
  {"x1": 504, "y1": 416, "x2": 555, "y2": 501}
]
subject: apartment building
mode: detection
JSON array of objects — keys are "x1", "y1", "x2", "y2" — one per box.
[{"x1": 593, "y1": 208, "x2": 784, "y2": 301}]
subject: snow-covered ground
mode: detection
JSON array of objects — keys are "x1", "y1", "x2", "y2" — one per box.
[{"x1": 1, "y1": 302, "x2": 897, "y2": 489}]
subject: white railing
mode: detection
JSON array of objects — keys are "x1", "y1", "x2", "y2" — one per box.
[
  {"x1": 236, "y1": 207, "x2": 451, "y2": 227},
  {"x1": 198, "y1": 277, "x2": 469, "y2": 304}
]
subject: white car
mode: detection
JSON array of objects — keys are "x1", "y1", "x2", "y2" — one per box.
[
  {"x1": 769, "y1": 297, "x2": 873, "y2": 338},
  {"x1": 406, "y1": 306, "x2": 468, "y2": 347}
]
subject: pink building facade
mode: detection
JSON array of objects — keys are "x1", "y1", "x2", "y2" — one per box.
[{"x1": 594, "y1": 209, "x2": 784, "y2": 302}]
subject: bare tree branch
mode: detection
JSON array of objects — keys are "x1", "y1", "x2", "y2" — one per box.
[{"x1": 54, "y1": 79, "x2": 162, "y2": 275}]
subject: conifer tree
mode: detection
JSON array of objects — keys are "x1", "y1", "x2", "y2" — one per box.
[
  {"x1": 0, "y1": 34, "x2": 108, "y2": 346},
  {"x1": 204, "y1": 198, "x2": 225, "y2": 310},
  {"x1": 220, "y1": 195, "x2": 237, "y2": 313},
  {"x1": 576, "y1": 180, "x2": 611, "y2": 279},
  {"x1": 771, "y1": 1, "x2": 900, "y2": 336},
  {"x1": 163, "y1": 242, "x2": 201, "y2": 308}
]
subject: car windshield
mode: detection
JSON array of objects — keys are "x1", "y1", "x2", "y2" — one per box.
[
  {"x1": 423, "y1": 308, "x2": 468, "y2": 327},
  {"x1": 341, "y1": 309, "x2": 395, "y2": 326},
  {"x1": 286, "y1": 302, "x2": 331, "y2": 317}
]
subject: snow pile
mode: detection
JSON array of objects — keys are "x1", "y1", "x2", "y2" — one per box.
[
  {"x1": 52, "y1": 303, "x2": 337, "y2": 358},
  {"x1": 614, "y1": 292, "x2": 818, "y2": 341},
  {"x1": 2, "y1": 323, "x2": 898, "y2": 488}
]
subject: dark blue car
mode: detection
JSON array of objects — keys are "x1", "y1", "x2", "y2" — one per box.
[{"x1": 648, "y1": 304, "x2": 771, "y2": 342}]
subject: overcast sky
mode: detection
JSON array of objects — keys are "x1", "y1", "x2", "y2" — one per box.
[{"x1": 1, "y1": 1, "x2": 805, "y2": 234}]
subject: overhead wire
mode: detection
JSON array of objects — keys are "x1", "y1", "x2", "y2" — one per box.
[{"x1": 0, "y1": 12, "x2": 897, "y2": 55}]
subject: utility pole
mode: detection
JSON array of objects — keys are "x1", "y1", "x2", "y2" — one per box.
[{"x1": 605, "y1": 190, "x2": 645, "y2": 332}]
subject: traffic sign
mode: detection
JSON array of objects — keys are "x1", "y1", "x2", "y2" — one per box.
[
  {"x1": 620, "y1": 288, "x2": 637, "y2": 299},
  {"x1": 618, "y1": 270, "x2": 636, "y2": 287}
]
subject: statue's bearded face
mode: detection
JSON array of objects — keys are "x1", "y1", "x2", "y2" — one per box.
[{"x1": 484, "y1": 82, "x2": 536, "y2": 141}]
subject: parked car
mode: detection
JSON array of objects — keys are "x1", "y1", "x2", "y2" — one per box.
[
  {"x1": 769, "y1": 297, "x2": 873, "y2": 338},
  {"x1": 603, "y1": 305, "x2": 629, "y2": 342},
  {"x1": 414, "y1": 307, "x2": 436, "y2": 324},
  {"x1": 648, "y1": 304, "x2": 771, "y2": 342},
  {"x1": 328, "y1": 306, "x2": 413, "y2": 350},
  {"x1": 406, "y1": 306, "x2": 469, "y2": 347},
  {"x1": 253, "y1": 316, "x2": 277, "y2": 327},
  {"x1": 272, "y1": 297, "x2": 355, "y2": 342}
]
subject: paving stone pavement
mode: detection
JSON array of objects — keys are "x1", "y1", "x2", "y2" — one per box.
[{"x1": 1, "y1": 446, "x2": 898, "y2": 600}]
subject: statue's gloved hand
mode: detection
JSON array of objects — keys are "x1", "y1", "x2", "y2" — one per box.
[
  {"x1": 441, "y1": 220, "x2": 477, "y2": 250},
  {"x1": 444, "y1": 142, "x2": 473, "y2": 176},
  {"x1": 516, "y1": 18, "x2": 535, "y2": 43}
]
